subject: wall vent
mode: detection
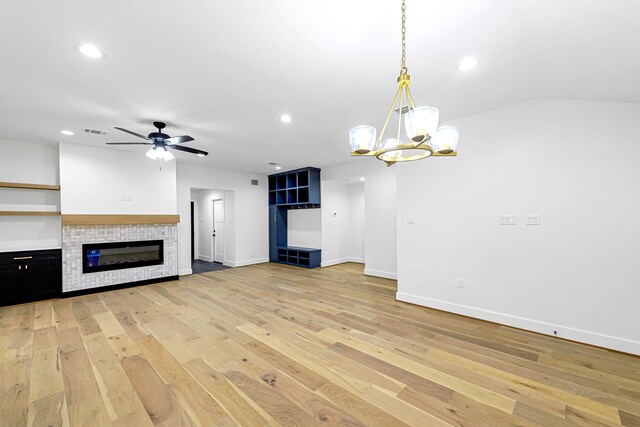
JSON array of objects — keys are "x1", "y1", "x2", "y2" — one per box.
[
  {"x1": 251, "y1": 179, "x2": 259, "y2": 186},
  {"x1": 83, "y1": 128, "x2": 108, "y2": 136}
]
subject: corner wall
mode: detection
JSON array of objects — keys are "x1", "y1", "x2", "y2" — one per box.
[
  {"x1": 396, "y1": 99, "x2": 640, "y2": 354},
  {"x1": 322, "y1": 162, "x2": 396, "y2": 278}
]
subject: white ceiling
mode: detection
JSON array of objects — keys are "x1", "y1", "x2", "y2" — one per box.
[{"x1": 2, "y1": 0, "x2": 639, "y2": 173}]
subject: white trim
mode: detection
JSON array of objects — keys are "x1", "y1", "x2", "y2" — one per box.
[
  {"x1": 178, "y1": 268, "x2": 192, "y2": 276},
  {"x1": 226, "y1": 258, "x2": 269, "y2": 268},
  {"x1": 321, "y1": 258, "x2": 350, "y2": 267},
  {"x1": 396, "y1": 292, "x2": 640, "y2": 356},
  {"x1": 322, "y1": 257, "x2": 366, "y2": 267},
  {"x1": 364, "y1": 268, "x2": 397, "y2": 280},
  {"x1": 197, "y1": 255, "x2": 213, "y2": 262}
]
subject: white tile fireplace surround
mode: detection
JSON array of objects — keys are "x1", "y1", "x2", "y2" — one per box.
[{"x1": 62, "y1": 224, "x2": 178, "y2": 292}]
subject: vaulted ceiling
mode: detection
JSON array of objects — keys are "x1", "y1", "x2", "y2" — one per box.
[{"x1": 2, "y1": 0, "x2": 639, "y2": 173}]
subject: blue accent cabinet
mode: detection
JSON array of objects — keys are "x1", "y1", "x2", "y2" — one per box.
[{"x1": 268, "y1": 167, "x2": 321, "y2": 268}]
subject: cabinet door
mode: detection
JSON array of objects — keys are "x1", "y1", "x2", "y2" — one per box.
[
  {"x1": 0, "y1": 263, "x2": 23, "y2": 306},
  {"x1": 22, "y1": 260, "x2": 61, "y2": 300},
  {"x1": 269, "y1": 206, "x2": 277, "y2": 261}
]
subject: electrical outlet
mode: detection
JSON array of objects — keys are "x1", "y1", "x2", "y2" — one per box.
[
  {"x1": 127, "y1": 194, "x2": 133, "y2": 201},
  {"x1": 526, "y1": 214, "x2": 540, "y2": 225},
  {"x1": 407, "y1": 216, "x2": 416, "y2": 225},
  {"x1": 499, "y1": 215, "x2": 516, "y2": 225},
  {"x1": 457, "y1": 279, "x2": 465, "y2": 288},
  {"x1": 120, "y1": 194, "x2": 126, "y2": 201}
]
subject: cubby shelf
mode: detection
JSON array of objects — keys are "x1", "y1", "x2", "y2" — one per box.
[
  {"x1": 268, "y1": 167, "x2": 320, "y2": 207},
  {"x1": 269, "y1": 167, "x2": 322, "y2": 268},
  {"x1": 277, "y1": 246, "x2": 321, "y2": 268}
]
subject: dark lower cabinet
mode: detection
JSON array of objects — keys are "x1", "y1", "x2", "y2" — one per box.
[{"x1": 0, "y1": 249, "x2": 61, "y2": 306}]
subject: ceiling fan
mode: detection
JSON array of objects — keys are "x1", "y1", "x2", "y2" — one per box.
[{"x1": 107, "y1": 121, "x2": 208, "y2": 160}]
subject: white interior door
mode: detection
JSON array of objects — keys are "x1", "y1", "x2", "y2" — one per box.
[{"x1": 212, "y1": 199, "x2": 224, "y2": 263}]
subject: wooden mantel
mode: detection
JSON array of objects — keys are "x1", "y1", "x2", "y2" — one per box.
[{"x1": 62, "y1": 214, "x2": 180, "y2": 226}]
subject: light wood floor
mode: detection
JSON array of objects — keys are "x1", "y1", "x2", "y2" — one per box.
[{"x1": 1, "y1": 263, "x2": 640, "y2": 426}]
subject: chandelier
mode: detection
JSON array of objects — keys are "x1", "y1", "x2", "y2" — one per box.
[{"x1": 348, "y1": 0, "x2": 460, "y2": 166}]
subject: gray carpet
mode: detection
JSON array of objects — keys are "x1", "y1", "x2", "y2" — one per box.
[{"x1": 191, "y1": 260, "x2": 230, "y2": 274}]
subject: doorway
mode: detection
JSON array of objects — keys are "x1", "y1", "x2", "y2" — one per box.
[{"x1": 189, "y1": 188, "x2": 232, "y2": 274}]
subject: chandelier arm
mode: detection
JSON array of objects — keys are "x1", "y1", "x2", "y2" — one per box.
[
  {"x1": 375, "y1": 86, "x2": 403, "y2": 151},
  {"x1": 396, "y1": 86, "x2": 403, "y2": 144},
  {"x1": 406, "y1": 86, "x2": 417, "y2": 109}
]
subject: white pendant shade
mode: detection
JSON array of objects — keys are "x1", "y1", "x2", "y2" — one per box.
[
  {"x1": 162, "y1": 149, "x2": 174, "y2": 161},
  {"x1": 378, "y1": 138, "x2": 402, "y2": 160},
  {"x1": 349, "y1": 125, "x2": 377, "y2": 154},
  {"x1": 146, "y1": 147, "x2": 175, "y2": 161},
  {"x1": 146, "y1": 148, "x2": 158, "y2": 160},
  {"x1": 430, "y1": 126, "x2": 459, "y2": 154},
  {"x1": 404, "y1": 106, "x2": 439, "y2": 143}
]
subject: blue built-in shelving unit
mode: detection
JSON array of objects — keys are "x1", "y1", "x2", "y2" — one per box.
[{"x1": 268, "y1": 167, "x2": 321, "y2": 268}]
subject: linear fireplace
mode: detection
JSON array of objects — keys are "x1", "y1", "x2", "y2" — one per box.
[{"x1": 82, "y1": 240, "x2": 164, "y2": 274}]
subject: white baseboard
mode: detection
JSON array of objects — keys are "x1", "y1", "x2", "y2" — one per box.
[
  {"x1": 197, "y1": 255, "x2": 213, "y2": 262},
  {"x1": 322, "y1": 257, "x2": 366, "y2": 267},
  {"x1": 178, "y1": 269, "x2": 192, "y2": 276},
  {"x1": 364, "y1": 269, "x2": 397, "y2": 280},
  {"x1": 396, "y1": 292, "x2": 640, "y2": 356},
  {"x1": 226, "y1": 258, "x2": 269, "y2": 268},
  {"x1": 321, "y1": 258, "x2": 351, "y2": 267}
]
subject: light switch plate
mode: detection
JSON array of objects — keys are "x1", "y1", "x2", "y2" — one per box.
[
  {"x1": 499, "y1": 215, "x2": 516, "y2": 225},
  {"x1": 407, "y1": 216, "x2": 416, "y2": 225},
  {"x1": 526, "y1": 214, "x2": 540, "y2": 225}
]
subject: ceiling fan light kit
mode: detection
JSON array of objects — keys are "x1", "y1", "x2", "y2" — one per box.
[
  {"x1": 348, "y1": 0, "x2": 460, "y2": 166},
  {"x1": 107, "y1": 121, "x2": 208, "y2": 161}
]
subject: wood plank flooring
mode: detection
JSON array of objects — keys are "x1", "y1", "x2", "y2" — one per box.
[{"x1": 1, "y1": 262, "x2": 640, "y2": 426}]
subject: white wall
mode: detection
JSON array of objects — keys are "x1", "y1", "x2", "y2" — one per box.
[
  {"x1": 396, "y1": 99, "x2": 640, "y2": 355},
  {"x1": 348, "y1": 183, "x2": 365, "y2": 263},
  {"x1": 59, "y1": 142, "x2": 177, "y2": 214},
  {"x1": 320, "y1": 181, "x2": 352, "y2": 266},
  {"x1": 288, "y1": 209, "x2": 322, "y2": 249},
  {"x1": 177, "y1": 163, "x2": 268, "y2": 275},
  {"x1": 0, "y1": 140, "x2": 61, "y2": 251},
  {"x1": 191, "y1": 188, "x2": 233, "y2": 263},
  {"x1": 322, "y1": 162, "x2": 397, "y2": 278}
]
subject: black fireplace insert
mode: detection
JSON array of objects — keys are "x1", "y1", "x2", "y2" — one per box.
[{"x1": 82, "y1": 240, "x2": 164, "y2": 273}]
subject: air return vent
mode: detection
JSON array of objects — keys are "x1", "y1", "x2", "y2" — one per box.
[
  {"x1": 83, "y1": 128, "x2": 108, "y2": 136},
  {"x1": 251, "y1": 179, "x2": 259, "y2": 186}
]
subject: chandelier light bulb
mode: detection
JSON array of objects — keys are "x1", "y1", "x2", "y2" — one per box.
[
  {"x1": 430, "y1": 126, "x2": 460, "y2": 154},
  {"x1": 349, "y1": 125, "x2": 377, "y2": 154},
  {"x1": 405, "y1": 106, "x2": 439, "y2": 143}
]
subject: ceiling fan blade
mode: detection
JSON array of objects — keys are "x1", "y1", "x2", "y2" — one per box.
[
  {"x1": 114, "y1": 127, "x2": 150, "y2": 140},
  {"x1": 106, "y1": 142, "x2": 153, "y2": 145},
  {"x1": 165, "y1": 135, "x2": 194, "y2": 144},
  {"x1": 169, "y1": 145, "x2": 208, "y2": 156}
]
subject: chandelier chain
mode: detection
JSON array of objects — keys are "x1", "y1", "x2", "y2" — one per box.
[{"x1": 401, "y1": 0, "x2": 407, "y2": 74}]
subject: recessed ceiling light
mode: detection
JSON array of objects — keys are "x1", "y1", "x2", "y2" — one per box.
[
  {"x1": 267, "y1": 162, "x2": 282, "y2": 170},
  {"x1": 275, "y1": 165, "x2": 282, "y2": 170},
  {"x1": 76, "y1": 43, "x2": 104, "y2": 59},
  {"x1": 280, "y1": 114, "x2": 292, "y2": 123},
  {"x1": 197, "y1": 153, "x2": 205, "y2": 157},
  {"x1": 458, "y1": 57, "x2": 478, "y2": 71},
  {"x1": 60, "y1": 130, "x2": 74, "y2": 136},
  {"x1": 360, "y1": 177, "x2": 365, "y2": 181}
]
